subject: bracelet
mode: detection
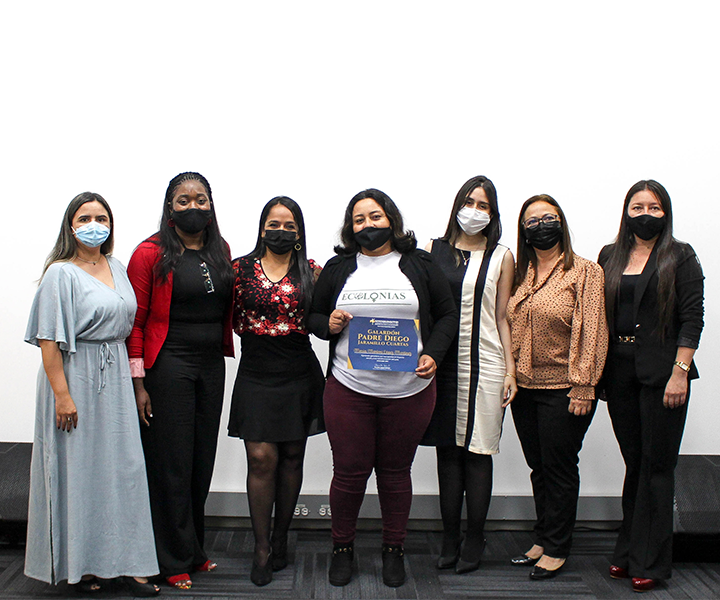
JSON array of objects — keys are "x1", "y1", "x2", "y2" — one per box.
[
  {"x1": 674, "y1": 360, "x2": 691, "y2": 372},
  {"x1": 505, "y1": 373, "x2": 516, "y2": 379}
]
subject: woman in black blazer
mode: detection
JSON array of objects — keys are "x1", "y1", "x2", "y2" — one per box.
[{"x1": 598, "y1": 180, "x2": 704, "y2": 593}]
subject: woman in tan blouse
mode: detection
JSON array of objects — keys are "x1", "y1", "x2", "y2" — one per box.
[{"x1": 506, "y1": 194, "x2": 608, "y2": 580}]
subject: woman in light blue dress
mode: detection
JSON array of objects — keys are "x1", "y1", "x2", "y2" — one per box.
[{"x1": 24, "y1": 192, "x2": 160, "y2": 596}]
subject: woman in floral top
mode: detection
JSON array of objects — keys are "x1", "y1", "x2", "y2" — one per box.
[{"x1": 229, "y1": 197, "x2": 325, "y2": 587}]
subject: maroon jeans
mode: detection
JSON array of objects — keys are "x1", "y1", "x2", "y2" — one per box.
[{"x1": 324, "y1": 375, "x2": 436, "y2": 545}]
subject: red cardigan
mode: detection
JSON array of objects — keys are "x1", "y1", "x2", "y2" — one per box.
[{"x1": 126, "y1": 236, "x2": 235, "y2": 371}]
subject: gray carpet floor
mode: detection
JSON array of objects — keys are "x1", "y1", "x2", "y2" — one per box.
[{"x1": 1, "y1": 528, "x2": 719, "y2": 599}]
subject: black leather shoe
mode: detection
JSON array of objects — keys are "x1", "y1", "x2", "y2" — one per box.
[
  {"x1": 529, "y1": 562, "x2": 564, "y2": 580},
  {"x1": 436, "y1": 537, "x2": 462, "y2": 569},
  {"x1": 382, "y1": 544, "x2": 406, "y2": 587},
  {"x1": 511, "y1": 554, "x2": 540, "y2": 567},
  {"x1": 250, "y1": 550, "x2": 273, "y2": 586},
  {"x1": 328, "y1": 543, "x2": 354, "y2": 586}
]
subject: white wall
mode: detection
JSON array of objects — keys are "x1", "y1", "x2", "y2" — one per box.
[{"x1": 3, "y1": 1, "x2": 718, "y2": 500}]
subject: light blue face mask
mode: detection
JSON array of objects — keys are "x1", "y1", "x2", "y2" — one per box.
[{"x1": 73, "y1": 221, "x2": 110, "y2": 248}]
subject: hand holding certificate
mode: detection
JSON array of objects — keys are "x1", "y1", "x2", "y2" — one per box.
[{"x1": 347, "y1": 316, "x2": 419, "y2": 372}]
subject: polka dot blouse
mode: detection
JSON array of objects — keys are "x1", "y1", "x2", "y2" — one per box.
[{"x1": 507, "y1": 253, "x2": 609, "y2": 400}]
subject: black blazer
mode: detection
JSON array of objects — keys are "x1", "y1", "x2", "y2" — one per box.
[
  {"x1": 598, "y1": 241, "x2": 704, "y2": 387},
  {"x1": 307, "y1": 249, "x2": 458, "y2": 376}
]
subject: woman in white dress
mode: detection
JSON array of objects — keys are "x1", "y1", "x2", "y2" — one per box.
[
  {"x1": 24, "y1": 192, "x2": 159, "y2": 596},
  {"x1": 421, "y1": 176, "x2": 517, "y2": 573}
]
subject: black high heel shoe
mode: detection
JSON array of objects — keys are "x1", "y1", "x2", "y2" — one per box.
[
  {"x1": 436, "y1": 537, "x2": 462, "y2": 569},
  {"x1": 250, "y1": 550, "x2": 273, "y2": 586},
  {"x1": 271, "y1": 536, "x2": 288, "y2": 572},
  {"x1": 455, "y1": 537, "x2": 486, "y2": 574}
]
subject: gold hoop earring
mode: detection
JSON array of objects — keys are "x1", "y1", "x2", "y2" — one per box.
[{"x1": 294, "y1": 242, "x2": 302, "y2": 251}]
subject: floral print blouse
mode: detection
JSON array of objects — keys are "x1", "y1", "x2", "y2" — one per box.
[{"x1": 232, "y1": 256, "x2": 320, "y2": 336}]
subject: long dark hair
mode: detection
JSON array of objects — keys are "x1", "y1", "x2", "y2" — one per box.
[
  {"x1": 603, "y1": 179, "x2": 677, "y2": 339},
  {"x1": 514, "y1": 194, "x2": 574, "y2": 290},
  {"x1": 43, "y1": 192, "x2": 114, "y2": 279},
  {"x1": 153, "y1": 172, "x2": 233, "y2": 286},
  {"x1": 440, "y1": 175, "x2": 501, "y2": 264},
  {"x1": 246, "y1": 196, "x2": 316, "y2": 314},
  {"x1": 334, "y1": 188, "x2": 417, "y2": 255}
]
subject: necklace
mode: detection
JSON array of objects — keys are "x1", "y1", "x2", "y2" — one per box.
[
  {"x1": 460, "y1": 249, "x2": 472, "y2": 266},
  {"x1": 75, "y1": 255, "x2": 102, "y2": 266}
]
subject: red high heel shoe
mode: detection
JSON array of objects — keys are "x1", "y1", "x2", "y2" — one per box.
[
  {"x1": 194, "y1": 559, "x2": 218, "y2": 572},
  {"x1": 166, "y1": 573, "x2": 192, "y2": 589}
]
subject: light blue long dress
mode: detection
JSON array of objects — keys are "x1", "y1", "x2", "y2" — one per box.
[{"x1": 24, "y1": 258, "x2": 158, "y2": 585}]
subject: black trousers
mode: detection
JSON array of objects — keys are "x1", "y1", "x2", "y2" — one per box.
[
  {"x1": 605, "y1": 344, "x2": 689, "y2": 580},
  {"x1": 511, "y1": 387, "x2": 595, "y2": 558},
  {"x1": 142, "y1": 345, "x2": 225, "y2": 576}
]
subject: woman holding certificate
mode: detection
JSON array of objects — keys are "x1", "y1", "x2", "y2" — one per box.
[{"x1": 308, "y1": 188, "x2": 457, "y2": 589}]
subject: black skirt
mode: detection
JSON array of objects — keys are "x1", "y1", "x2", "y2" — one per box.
[{"x1": 228, "y1": 332, "x2": 325, "y2": 442}]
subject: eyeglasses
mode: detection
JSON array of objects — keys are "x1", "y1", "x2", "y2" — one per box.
[
  {"x1": 523, "y1": 214, "x2": 560, "y2": 229},
  {"x1": 199, "y1": 262, "x2": 215, "y2": 294}
]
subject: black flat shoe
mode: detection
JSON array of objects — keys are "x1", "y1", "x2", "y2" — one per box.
[
  {"x1": 511, "y1": 554, "x2": 540, "y2": 567},
  {"x1": 530, "y1": 563, "x2": 564, "y2": 580},
  {"x1": 436, "y1": 537, "x2": 462, "y2": 569},
  {"x1": 250, "y1": 550, "x2": 273, "y2": 586},
  {"x1": 121, "y1": 577, "x2": 161, "y2": 597}
]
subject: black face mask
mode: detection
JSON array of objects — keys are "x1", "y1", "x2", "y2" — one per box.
[
  {"x1": 627, "y1": 214, "x2": 666, "y2": 241},
  {"x1": 264, "y1": 229, "x2": 297, "y2": 255},
  {"x1": 354, "y1": 226, "x2": 393, "y2": 251},
  {"x1": 171, "y1": 208, "x2": 212, "y2": 234},
  {"x1": 525, "y1": 220, "x2": 563, "y2": 251}
]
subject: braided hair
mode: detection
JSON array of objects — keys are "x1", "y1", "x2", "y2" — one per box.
[{"x1": 153, "y1": 172, "x2": 233, "y2": 287}]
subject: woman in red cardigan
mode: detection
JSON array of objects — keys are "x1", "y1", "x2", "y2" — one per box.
[{"x1": 127, "y1": 172, "x2": 234, "y2": 590}]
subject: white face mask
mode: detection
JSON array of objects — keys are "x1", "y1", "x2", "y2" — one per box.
[{"x1": 456, "y1": 206, "x2": 491, "y2": 235}]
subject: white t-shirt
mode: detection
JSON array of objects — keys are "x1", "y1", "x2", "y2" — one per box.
[{"x1": 332, "y1": 251, "x2": 431, "y2": 398}]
